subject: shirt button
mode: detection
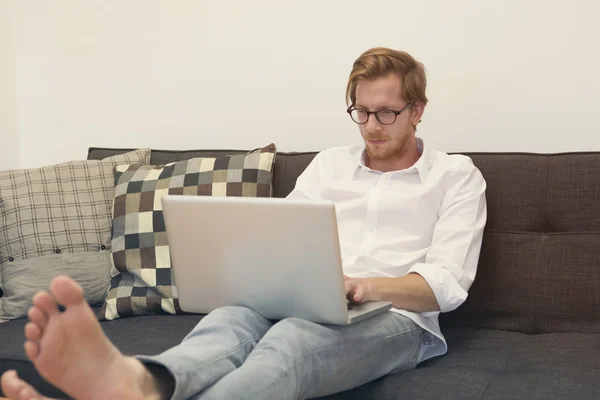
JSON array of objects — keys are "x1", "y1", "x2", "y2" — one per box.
[
  {"x1": 8, "y1": 256, "x2": 15, "y2": 262},
  {"x1": 55, "y1": 249, "x2": 62, "y2": 254},
  {"x1": 100, "y1": 245, "x2": 106, "y2": 250}
]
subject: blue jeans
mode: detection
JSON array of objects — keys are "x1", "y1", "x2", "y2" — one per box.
[{"x1": 137, "y1": 306, "x2": 423, "y2": 400}]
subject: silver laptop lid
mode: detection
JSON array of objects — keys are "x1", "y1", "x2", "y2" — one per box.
[{"x1": 161, "y1": 195, "x2": 352, "y2": 324}]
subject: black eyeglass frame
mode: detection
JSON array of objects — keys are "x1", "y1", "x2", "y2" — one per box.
[{"x1": 346, "y1": 103, "x2": 413, "y2": 125}]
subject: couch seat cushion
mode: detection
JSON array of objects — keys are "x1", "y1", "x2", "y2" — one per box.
[
  {"x1": 320, "y1": 327, "x2": 528, "y2": 399},
  {"x1": 0, "y1": 307, "x2": 204, "y2": 398},
  {"x1": 480, "y1": 332, "x2": 600, "y2": 400},
  {"x1": 320, "y1": 328, "x2": 600, "y2": 400},
  {"x1": 2, "y1": 323, "x2": 599, "y2": 399}
]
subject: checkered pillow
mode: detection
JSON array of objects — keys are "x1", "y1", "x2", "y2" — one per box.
[
  {"x1": 100, "y1": 144, "x2": 276, "y2": 320},
  {"x1": 0, "y1": 148, "x2": 151, "y2": 320}
]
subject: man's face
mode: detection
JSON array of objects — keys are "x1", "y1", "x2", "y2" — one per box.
[{"x1": 354, "y1": 73, "x2": 417, "y2": 163}]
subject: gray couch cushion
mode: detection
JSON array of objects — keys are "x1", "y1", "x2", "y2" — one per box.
[
  {"x1": 322, "y1": 327, "x2": 528, "y2": 400},
  {"x1": 441, "y1": 232, "x2": 541, "y2": 334},
  {"x1": 545, "y1": 153, "x2": 600, "y2": 232},
  {"x1": 0, "y1": 308, "x2": 205, "y2": 362},
  {"x1": 322, "y1": 329, "x2": 600, "y2": 400},
  {"x1": 465, "y1": 154, "x2": 549, "y2": 232},
  {"x1": 0, "y1": 307, "x2": 205, "y2": 398},
  {"x1": 480, "y1": 333, "x2": 600, "y2": 400},
  {"x1": 441, "y1": 153, "x2": 600, "y2": 335},
  {"x1": 2, "y1": 319, "x2": 599, "y2": 399}
]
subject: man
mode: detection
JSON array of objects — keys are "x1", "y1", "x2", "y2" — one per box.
[{"x1": 1, "y1": 48, "x2": 486, "y2": 400}]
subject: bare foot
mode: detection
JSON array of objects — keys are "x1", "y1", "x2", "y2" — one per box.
[{"x1": 0, "y1": 276, "x2": 162, "y2": 400}]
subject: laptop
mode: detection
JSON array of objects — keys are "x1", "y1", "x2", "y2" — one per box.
[{"x1": 161, "y1": 195, "x2": 392, "y2": 325}]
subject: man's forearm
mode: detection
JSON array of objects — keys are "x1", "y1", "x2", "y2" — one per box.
[{"x1": 366, "y1": 273, "x2": 440, "y2": 313}]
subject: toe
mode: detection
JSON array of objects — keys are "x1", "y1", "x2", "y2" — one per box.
[
  {"x1": 1, "y1": 370, "x2": 25, "y2": 398},
  {"x1": 50, "y1": 275, "x2": 85, "y2": 307},
  {"x1": 27, "y1": 306, "x2": 48, "y2": 329},
  {"x1": 24, "y1": 340, "x2": 40, "y2": 362},
  {"x1": 16, "y1": 379, "x2": 44, "y2": 400},
  {"x1": 18, "y1": 385, "x2": 34, "y2": 400},
  {"x1": 32, "y1": 292, "x2": 59, "y2": 317},
  {"x1": 25, "y1": 322, "x2": 42, "y2": 342}
]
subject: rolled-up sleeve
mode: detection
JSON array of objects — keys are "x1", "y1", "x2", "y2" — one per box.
[{"x1": 408, "y1": 157, "x2": 487, "y2": 314}]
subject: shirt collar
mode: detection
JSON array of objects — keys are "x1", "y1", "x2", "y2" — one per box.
[
  {"x1": 356, "y1": 137, "x2": 432, "y2": 183},
  {"x1": 413, "y1": 137, "x2": 432, "y2": 183}
]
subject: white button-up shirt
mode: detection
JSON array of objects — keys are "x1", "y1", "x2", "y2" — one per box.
[{"x1": 287, "y1": 138, "x2": 487, "y2": 362}]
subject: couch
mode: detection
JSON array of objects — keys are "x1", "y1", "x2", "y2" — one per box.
[{"x1": 1, "y1": 147, "x2": 599, "y2": 399}]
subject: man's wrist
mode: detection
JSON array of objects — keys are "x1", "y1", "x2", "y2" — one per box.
[{"x1": 365, "y1": 278, "x2": 384, "y2": 302}]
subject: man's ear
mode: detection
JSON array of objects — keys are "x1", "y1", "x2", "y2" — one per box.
[{"x1": 411, "y1": 102, "x2": 425, "y2": 126}]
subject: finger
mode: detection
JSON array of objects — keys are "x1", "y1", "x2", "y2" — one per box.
[
  {"x1": 353, "y1": 285, "x2": 366, "y2": 303},
  {"x1": 344, "y1": 280, "x2": 358, "y2": 296}
]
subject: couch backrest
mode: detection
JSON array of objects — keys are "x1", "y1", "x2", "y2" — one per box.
[
  {"x1": 88, "y1": 148, "x2": 600, "y2": 334},
  {"x1": 442, "y1": 153, "x2": 600, "y2": 335},
  {"x1": 87, "y1": 148, "x2": 317, "y2": 199}
]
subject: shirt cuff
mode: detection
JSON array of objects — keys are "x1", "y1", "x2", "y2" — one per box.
[{"x1": 408, "y1": 263, "x2": 469, "y2": 313}]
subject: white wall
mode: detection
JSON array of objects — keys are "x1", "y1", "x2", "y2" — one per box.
[
  {"x1": 0, "y1": 0, "x2": 19, "y2": 170},
  {"x1": 6, "y1": 0, "x2": 600, "y2": 169}
]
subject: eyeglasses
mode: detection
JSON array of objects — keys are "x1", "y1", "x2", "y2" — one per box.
[{"x1": 346, "y1": 103, "x2": 413, "y2": 125}]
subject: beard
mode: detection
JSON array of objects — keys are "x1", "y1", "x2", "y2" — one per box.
[{"x1": 364, "y1": 129, "x2": 412, "y2": 162}]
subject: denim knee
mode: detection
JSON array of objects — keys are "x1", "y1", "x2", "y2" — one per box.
[{"x1": 208, "y1": 305, "x2": 264, "y2": 321}]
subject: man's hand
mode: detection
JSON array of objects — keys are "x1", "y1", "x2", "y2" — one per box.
[
  {"x1": 343, "y1": 274, "x2": 441, "y2": 312},
  {"x1": 344, "y1": 276, "x2": 380, "y2": 304}
]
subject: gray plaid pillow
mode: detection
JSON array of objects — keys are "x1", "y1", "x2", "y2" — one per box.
[
  {"x1": 100, "y1": 144, "x2": 276, "y2": 320},
  {"x1": 0, "y1": 148, "x2": 151, "y2": 320}
]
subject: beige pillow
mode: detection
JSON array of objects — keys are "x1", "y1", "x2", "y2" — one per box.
[{"x1": 0, "y1": 148, "x2": 151, "y2": 320}]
